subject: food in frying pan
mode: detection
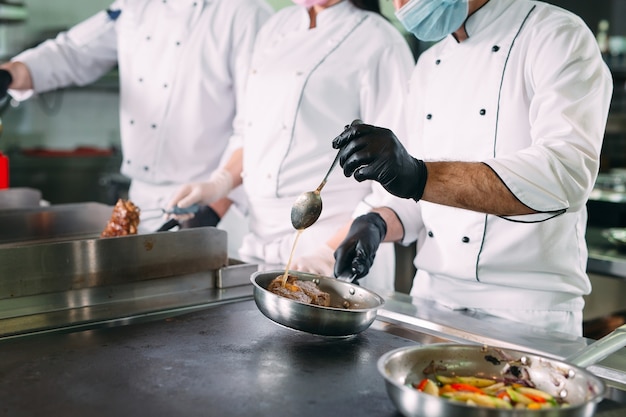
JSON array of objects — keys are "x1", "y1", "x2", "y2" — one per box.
[
  {"x1": 100, "y1": 198, "x2": 141, "y2": 238},
  {"x1": 268, "y1": 274, "x2": 331, "y2": 307},
  {"x1": 408, "y1": 374, "x2": 569, "y2": 410}
]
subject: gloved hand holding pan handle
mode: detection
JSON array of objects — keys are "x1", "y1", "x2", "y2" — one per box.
[
  {"x1": 331, "y1": 119, "x2": 428, "y2": 201},
  {"x1": 333, "y1": 212, "x2": 387, "y2": 280},
  {"x1": 0, "y1": 69, "x2": 12, "y2": 100}
]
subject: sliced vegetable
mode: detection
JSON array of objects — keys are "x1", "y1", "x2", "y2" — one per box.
[
  {"x1": 413, "y1": 378, "x2": 439, "y2": 396},
  {"x1": 450, "y1": 383, "x2": 485, "y2": 394},
  {"x1": 456, "y1": 376, "x2": 497, "y2": 388},
  {"x1": 482, "y1": 382, "x2": 505, "y2": 395},
  {"x1": 496, "y1": 390, "x2": 511, "y2": 401},
  {"x1": 443, "y1": 392, "x2": 512, "y2": 409},
  {"x1": 444, "y1": 392, "x2": 495, "y2": 408},
  {"x1": 506, "y1": 387, "x2": 532, "y2": 405},
  {"x1": 515, "y1": 386, "x2": 554, "y2": 402},
  {"x1": 415, "y1": 379, "x2": 428, "y2": 391},
  {"x1": 422, "y1": 379, "x2": 440, "y2": 396},
  {"x1": 408, "y1": 375, "x2": 566, "y2": 410},
  {"x1": 435, "y1": 375, "x2": 495, "y2": 388}
]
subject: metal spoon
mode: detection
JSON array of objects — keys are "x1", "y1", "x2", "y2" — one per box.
[{"x1": 290, "y1": 151, "x2": 341, "y2": 230}]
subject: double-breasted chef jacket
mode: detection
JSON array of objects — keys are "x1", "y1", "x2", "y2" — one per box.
[
  {"x1": 379, "y1": 0, "x2": 613, "y2": 320},
  {"x1": 10, "y1": 0, "x2": 273, "y2": 231},
  {"x1": 233, "y1": 1, "x2": 415, "y2": 290}
]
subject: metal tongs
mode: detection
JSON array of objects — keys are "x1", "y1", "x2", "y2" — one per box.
[
  {"x1": 143, "y1": 203, "x2": 201, "y2": 217},
  {"x1": 144, "y1": 203, "x2": 202, "y2": 232}
]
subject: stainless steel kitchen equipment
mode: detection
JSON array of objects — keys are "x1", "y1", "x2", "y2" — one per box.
[
  {"x1": 0, "y1": 201, "x2": 112, "y2": 245},
  {"x1": 0, "y1": 187, "x2": 41, "y2": 209},
  {"x1": 378, "y1": 325, "x2": 626, "y2": 417},
  {"x1": 251, "y1": 270, "x2": 384, "y2": 336},
  {"x1": 0, "y1": 224, "x2": 239, "y2": 338},
  {"x1": 0, "y1": 200, "x2": 258, "y2": 338},
  {"x1": 602, "y1": 228, "x2": 626, "y2": 252}
]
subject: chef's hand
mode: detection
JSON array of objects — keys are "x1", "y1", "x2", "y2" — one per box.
[
  {"x1": 180, "y1": 205, "x2": 221, "y2": 228},
  {"x1": 334, "y1": 212, "x2": 387, "y2": 280},
  {"x1": 292, "y1": 244, "x2": 335, "y2": 277},
  {"x1": 0, "y1": 69, "x2": 13, "y2": 100},
  {"x1": 167, "y1": 169, "x2": 233, "y2": 218},
  {"x1": 332, "y1": 119, "x2": 428, "y2": 201}
]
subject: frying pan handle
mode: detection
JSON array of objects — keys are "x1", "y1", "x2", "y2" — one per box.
[
  {"x1": 336, "y1": 271, "x2": 358, "y2": 283},
  {"x1": 567, "y1": 324, "x2": 626, "y2": 368}
]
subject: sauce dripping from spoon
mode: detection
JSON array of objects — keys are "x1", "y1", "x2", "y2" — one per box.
[{"x1": 281, "y1": 229, "x2": 303, "y2": 286}]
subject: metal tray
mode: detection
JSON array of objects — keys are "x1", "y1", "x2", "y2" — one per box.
[
  {"x1": 0, "y1": 225, "x2": 260, "y2": 339},
  {"x1": 0, "y1": 201, "x2": 112, "y2": 245},
  {"x1": 0, "y1": 187, "x2": 42, "y2": 210}
]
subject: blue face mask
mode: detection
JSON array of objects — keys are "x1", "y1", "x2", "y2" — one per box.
[{"x1": 395, "y1": 0, "x2": 469, "y2": 42}]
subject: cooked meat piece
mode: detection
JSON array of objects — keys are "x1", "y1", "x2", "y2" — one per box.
[
  {"x1": 268, "y1": 278, "x2": 312, "y2": 304},
  {"x1": 100, "y1": 198, "x2": 141, "y2": 238},
  {"x1": 298, "y1": 280, "x2": 331, "y2": 307},
  {"x1": 267, "y1": 274, "x2": 331, "y2": 307}
]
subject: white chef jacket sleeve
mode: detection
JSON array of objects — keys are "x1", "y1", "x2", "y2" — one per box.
[
  {"x1": 484, "y1": 19, "x2": 612, "y2": 222},
  {"x1": 221, "y1": 2, "x2": 273, "y2": 213},
  {"x1": 9, "y1": 1, "x2": 121, "y2": 101},
  {"x1": 352, "y1": 35, "x2": 415, "y2": 222}
]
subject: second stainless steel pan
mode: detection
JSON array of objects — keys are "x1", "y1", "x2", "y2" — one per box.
[{"x1": 377, "y1": 324, "x2": 626, "y2": 417}]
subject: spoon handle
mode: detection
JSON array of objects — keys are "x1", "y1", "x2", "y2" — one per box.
[{"x1": 315, "y1": 150, "x2": 341, "y2": 193}]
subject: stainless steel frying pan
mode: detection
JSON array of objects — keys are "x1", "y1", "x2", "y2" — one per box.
[
  {"x1": 378, "y1": 324, "x2": 626, "y2": 417},
  {"x1": 250, "y1": 270, "x2": 384, "y2": 337}
]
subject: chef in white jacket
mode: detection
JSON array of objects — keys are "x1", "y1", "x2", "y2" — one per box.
[
  {"x1": 0, "y1": 0, "x2": 273, "y2": 232},
  {"x1": 331, "y1": 0, "x2": 613, "y2": 335},
  {"x1": 168, "y1": 0, "x2": 415, "y2": 290}
]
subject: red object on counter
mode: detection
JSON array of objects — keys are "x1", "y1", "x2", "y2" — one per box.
[
  {"x1": 0, "y1": 152, "x2": 8, "y2": 189},
  {"x1": 21, "y1": 146, "x2": 115, "y2": 157}
]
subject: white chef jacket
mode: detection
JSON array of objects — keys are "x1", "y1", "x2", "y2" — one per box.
[
  {"x1": 235, "y1": 1, "x2": 415, "y2": 290},
  {"x1": 380, "y1": 0, "x2": 613, "y2": 320},
  {"x1": 10, "y1": 0, "x2": 272, "y2": 231}
]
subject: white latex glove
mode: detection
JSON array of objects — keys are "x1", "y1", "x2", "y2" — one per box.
[
  {"x1": 291, "y1": 244, "x2": 335, "y2": 277},
  {"x1": 168, "y1": 169, "x2": 233, "y2": 210}
]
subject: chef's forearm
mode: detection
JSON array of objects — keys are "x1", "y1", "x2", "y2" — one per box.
[
  {"x1": 0, "y1": 61, "x2": 33, "y2": 90},
  {"x1": 222, "y1": 148, "x2": 243, "y2": 188},
  {"x1": 372, "y1": 207, "x2": 405, "y2": 242},
  {"x1": 421, "y1": 161, "x2": 536, "y2": 216}
]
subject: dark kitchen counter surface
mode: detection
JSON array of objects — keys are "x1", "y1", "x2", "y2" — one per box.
[
  {"x1": 1, "y1": 296, "x2": 625, "y2": 417},
  {"x1": 0, "y1": 300, "x2": 413, "y2": 417}
]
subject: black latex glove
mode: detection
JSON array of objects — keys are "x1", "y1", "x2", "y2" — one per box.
[
  {"x1": 334, "y1": 212, "x2": 387, "y2": 280},
  {"x1": 332, "y1": 119, "x2": 428, "y2": 201},
  {"x1": 0, "y1": 69, "x2": 13, "y2": 100},
  {"x1": 181, "y1": 205, "x2": 221, "y2": 228}
]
